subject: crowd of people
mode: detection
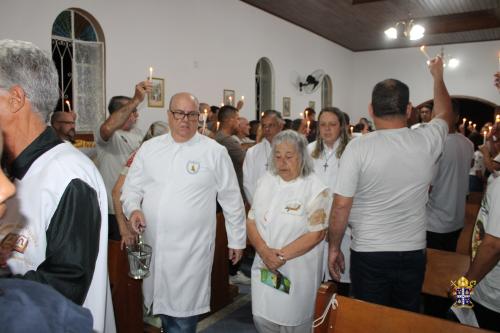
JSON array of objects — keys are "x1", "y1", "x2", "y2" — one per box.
[{"x1": 0, "y1": 38, "x2": 499, "y2": 333}]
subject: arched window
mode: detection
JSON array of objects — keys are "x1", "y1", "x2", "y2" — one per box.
[
  {"x1": 255, "y1": 57, "x2": 275, "y2": 120},
  {"x1": 52, "y1": 9, "x2": 105, "y2": 133},
  {"x1": 321, "y1": 74, "x2": 332, "y2": 109}
]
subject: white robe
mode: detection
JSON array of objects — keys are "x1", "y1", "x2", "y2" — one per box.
[
  {"x1": 121, "y1": 132, "x2": 246, "y2": 317},
  {"x1": 308, "y1": 140, "x2": 352, "y2": 283},
  {"x1": 243, "y1": 139, "x2": 272, "y2": 204},
  {"x1": 249, "y1": 173, "x2": 329, "y2": 326},
  {"x1": 1, "y1": 141, "x2": 114, "y2": 333}
]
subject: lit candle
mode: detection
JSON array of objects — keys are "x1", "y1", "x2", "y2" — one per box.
[
  {"x1": 220, "y1": 103, "x2": 224, "y2": 107},
  {"x1": 350, "y1": 126, "x2": 354, "y2": 136},
  {"x1": 420, "y1": 45, "x2": 431, "y2": 61},
  {"x1": 305, "y1": 110, "x2": 308, "y2": 119},
  {"x1": 299, "y1": 112, "x2": 303, "y2": 118},
  {"x1": 261, "y1": 112, "x2": 264, "y2": 117},
  {"x1": 241, "y1": 95, "x2": 245, "y2": 101},
  {"x1": 462, "y1": 118, "x2": 466, "y2": 127},
  {"x1": 149, "y1": 67, "x2": 153, "y2": 81},
  {"x1": 489, "y1": 125, "x2": 493, "y2": 132},
  {"x1": 496, "y1": 114, "x2": 500, "y2": 123},
  {"x1": 229, "y1": 96, "x2": 233, "y2": 104},
  {"x1": 202, "y1": 109, "x2": 208, "y2": 134},
  {"x1": 473, "y1": 123, "x2": 477, "y2": 130},
  {"x1": 216, "y1": 121, "x2": 220, "y2": 131},
  {"x1": 468, "y1": 121, "x2": 472, "y2": 127},
  {"x1": 65, "y1": 100, "x2": 72, "y2": 112},
  {"x1": 307, "y1": 120, "x2": 310, "y2": 132},
  {"x1": 483, "y1": 130, "x2": 488, "y2": 145}
]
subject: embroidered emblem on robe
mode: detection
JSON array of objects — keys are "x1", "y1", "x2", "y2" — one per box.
[{"x1": 186, "y1": 161, "x2": 200, "y2": 174}]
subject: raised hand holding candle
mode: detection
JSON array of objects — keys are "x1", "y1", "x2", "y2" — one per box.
[
  {"x1": 149, "y1": 67, "x2": 153, "y2": 81},
  {"x1": 420, "y1": 45, "x2": 431, "y2": 61}
]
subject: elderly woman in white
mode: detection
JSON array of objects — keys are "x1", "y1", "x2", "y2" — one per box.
[
  {"x1": 307, "y1": 107, "x2": 351, "y2": 293},
  {"x1": 247, "y1": 130, "x2": 330, "y2": 333}
]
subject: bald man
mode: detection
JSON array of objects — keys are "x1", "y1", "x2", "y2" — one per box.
[{"x1": 121, "y1": 92, "x2": 246, "y2": 333}]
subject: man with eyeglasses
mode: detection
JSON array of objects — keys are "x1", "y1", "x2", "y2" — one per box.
[
  {"x1": 95, "y1": 81, "x2": 151, "y2": 241},
  {"x1": 243, "y1": 110, "x2": 284, "y2": 204},
  {"x1": 51, "y1": 111, "x2": 76, "y2": 143},
  {"x1": 121, "y1": 92, "x2": 246, "y2": 333}
]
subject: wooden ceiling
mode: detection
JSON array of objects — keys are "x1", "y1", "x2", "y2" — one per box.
[{"x1": 241, "y1": 0, "x2": 500, "y2": 51}]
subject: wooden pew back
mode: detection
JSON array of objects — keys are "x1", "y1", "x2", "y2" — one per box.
[
  {"x1": 313, "y1": 282, "x2": 491, "y2": 333},
  {"x1": 422, "y1": 248, "x2": 470, "y2": 298}
]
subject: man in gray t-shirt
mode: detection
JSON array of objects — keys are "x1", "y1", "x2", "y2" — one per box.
[
  {"x1": 95, "y1": 81, "x2": 151, "y2": 240},
  {"x1": 328, "y1": 56, "x2": 454, "y2": 312}
]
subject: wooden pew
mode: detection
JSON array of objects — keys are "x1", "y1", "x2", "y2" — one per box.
[
  {"x1": 108, "y1": 240, "x2": 144, "y2": 333},
  {"x1": 313, "y1": 282, "x2": 491, "y2": 333},
  {"x1": 422, "y1": 248, "x2": 470, "y2": 298}
]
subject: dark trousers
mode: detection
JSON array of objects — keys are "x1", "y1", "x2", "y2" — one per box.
[
  {"x1": 474, "y1": 301, "x2": 500, "y2": 332},
  {"x1": 426, "y1": 229, "x2": 462, "y2": 252},
  {"x1": 350, "y1": 249, "x2": 426, "y2": 313},
  {"x1": 108, "y1": 214, "x2": 121, "y2": 241}
]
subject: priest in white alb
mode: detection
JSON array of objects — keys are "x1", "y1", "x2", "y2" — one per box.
[
  {"x1": 121, "y1": 92, "x2": 246, "y2": 333},
  {"x1": 243, "y1": 110, "x2": 284, "y2": 204}
]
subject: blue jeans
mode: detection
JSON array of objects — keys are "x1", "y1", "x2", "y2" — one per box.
[
  {"x1": 159, "y1": 314, "x2": 198, "y2": 333},
  {"x1": 350, "y1": 249, "x2": 426, "y2": 312}
]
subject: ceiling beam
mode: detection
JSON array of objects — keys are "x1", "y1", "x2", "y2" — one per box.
[{"x1": 419, "y1": 9, "x2": 500, "y2": 34}]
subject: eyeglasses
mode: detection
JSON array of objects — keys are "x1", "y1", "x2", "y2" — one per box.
[{"x1": 170, "y1": 110, "x2": 199, "y2": 121}]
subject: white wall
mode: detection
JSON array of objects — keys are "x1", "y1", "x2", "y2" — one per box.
[
  {"x1": 0, "y1": 0, "x2": 354, "y2": 131},
  {"x1": 0, "y1": 0, "x2": 498, "y2": 131},
  {"x1": 350, "y1": 41, "x2": 500, "y2": 121}
]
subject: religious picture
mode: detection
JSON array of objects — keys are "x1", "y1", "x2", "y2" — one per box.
[
  {"x1": 148, "y1": 78, "x2": 165, "y2": 108},
  {"x1": 283, "y1": 97, "x2": 291, "y2": 117},
  {"x1": 308, "y1": 100, "x2": 315, "y2": 110},
  {"x1": 223, "y1": 89, "x2": 235, "y2": 107}
]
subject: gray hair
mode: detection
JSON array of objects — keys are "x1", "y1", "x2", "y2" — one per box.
[
  {"x1": 142, "y1": 121, "x2": 169, "y2": 142},
  {"x1": 269, "y1": 130, "x2": 313, "y2": 178},
  {"x1": 0, "y1": 40, "x2": 59, "y2": 122}
]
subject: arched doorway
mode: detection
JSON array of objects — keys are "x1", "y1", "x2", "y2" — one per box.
[
  {"x1": 51, "y1": 8, "x2": 105, "y2": 133},
  {"x1": 417, "y1": 96, "x2": 497, "y2": 134},
  {"x1": 255, "y1": 57, "x2": 274, "y2": 120},
  {"x1": 321, "y1": 75, "x2": 332, "y2": 109}
]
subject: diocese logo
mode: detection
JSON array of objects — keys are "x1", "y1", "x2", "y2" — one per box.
[
  {"x1": 186, "y1": 161, "x2": 200, "y2": 174},
  {"x1": 451, "y1": 276, "x2": 476, "y2": 308}
]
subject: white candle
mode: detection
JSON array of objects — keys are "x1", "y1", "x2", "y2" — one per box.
[
  {"x1": 229, "y1": 96, "x2": 233, "y2": 103},
  {"x1": 261, "y1": 112, "x2": 264, "y2": 117},
  {"x1": 149, "y1": 67, "x2": 153, "y2": 81},
  {"x1": 65, "y1": 100, "x2": 72, "y2": 112},
  {"x1": 305, "y1": 110, "x2": 308, "y2": 119},
  {"x1": 483, "y1": 130, "x2": 487, "y2": 145},
  {"x1": 473, "y1": 124, "x2": 477, "y2": 130},
  {"x1": 420, "y1": 45, "x2": 431, "y2": 61},
  {"x1": 216, "y1": 121, "x2": 220, "y2": 131},
  {"x1": 202, "y1": 109, "x2": 208, "y2": 134},
  {"x1": 468, "y1": 121, "x2": 472, "y2": 127},
  {"x1": 241, "y1": 95, "x2": 245, "y2": 101},
  {"x1": 350, "y1": 126, "x2": 354, "y2": 136},
  {"x1": 307, "y1": 120, "x2": 310, "y2": 132},
  {"x1": 462, "y1": 118, "x2": 466, "y2": 127},
  {"x1": 299, "y1": 112, "x2": 303, "y2": 118}
]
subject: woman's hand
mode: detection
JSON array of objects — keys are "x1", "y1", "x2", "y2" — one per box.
[{"x1": 260, "y1": 246, "x2": 285, "y2": 271}]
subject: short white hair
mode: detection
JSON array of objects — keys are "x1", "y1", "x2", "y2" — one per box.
[{"x1": 268, "y1": 130, "x2": 313, "y2": 178}]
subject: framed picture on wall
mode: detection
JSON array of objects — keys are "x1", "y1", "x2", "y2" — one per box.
[
  {"x1": 148, "y1": 78, "x2": 165, "y2": 108},
  {"x1": 283, "y1": 97, "x2": 291, "y2": 117},
  {"x1": 308, "y1": 101, "x2": 316, "y2": 110},
  {"x1": 223, "y1": 89, "x2": 235, "y2": 106}
]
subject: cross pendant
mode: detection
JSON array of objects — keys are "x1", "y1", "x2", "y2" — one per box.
[{"x1": 323, "y1": 162, "x2": 328, "y2": 171}]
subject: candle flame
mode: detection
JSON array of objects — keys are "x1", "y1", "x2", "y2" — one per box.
[
  {"x1": 241, "y1": 96, "x2": 245, "y2": 101},
  {"x1": 65, "y1": 100, "x2": 72, "y2": 112}
]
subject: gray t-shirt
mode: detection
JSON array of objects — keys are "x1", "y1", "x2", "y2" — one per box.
[
  {"x1": 426, "y1": 133, "x2": 474, "y2": 233},
  {"x1": 335, "y1": 118, "x2": 448, "y2": 252},
  {"x1": 95, "y1": 126, "x2": 143, "y2": 214}
]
